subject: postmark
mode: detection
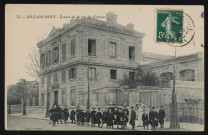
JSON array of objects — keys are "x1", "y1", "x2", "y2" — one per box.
[{"x1": 156, "y1": 9, "x2": 195, "y2": 47}]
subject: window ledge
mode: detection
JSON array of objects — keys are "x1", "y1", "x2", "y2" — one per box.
[
  {"x1": 69, "y1": 78, "x2": 76, "y2": 81},
  {"x1": 109, "y1": 79, "x2": 118, "y2": 82},
  {"x1": 88, "y1": 55, "x2": 97, "y2": 58}
]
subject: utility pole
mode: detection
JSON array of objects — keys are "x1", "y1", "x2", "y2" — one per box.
[
  {"x1": 170, "y1": 47, "x2": 180, "y2": 129},
  {"x1": 87, "y1": 59, "x2": 90, "y2": 110},
  {"x1": 22, "y1": 80, "x2": 27, "y2": 115},
  {"x1": 45, "y1": 74, "x2": 50, "y2": 117}
]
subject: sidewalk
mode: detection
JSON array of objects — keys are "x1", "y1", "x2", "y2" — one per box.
[
  {"x1": 8, "y1": 113, "x2": 49, "y2": 121},
  {"x1": 8, "y1": 113, "x2": 204, "y2": 131}
]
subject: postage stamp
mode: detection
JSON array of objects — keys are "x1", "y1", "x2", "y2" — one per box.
[{"x1": 156, "y1": 9, "x2": 183, "y2": 43}]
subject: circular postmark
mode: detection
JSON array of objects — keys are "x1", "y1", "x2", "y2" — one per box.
[{"x1": 161, "y1": 13, "x2": 195, "y2": 47}]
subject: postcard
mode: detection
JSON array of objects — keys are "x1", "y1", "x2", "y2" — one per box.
[{"x1": 5, "y1": 4, "x2": 204, "y2": 131}]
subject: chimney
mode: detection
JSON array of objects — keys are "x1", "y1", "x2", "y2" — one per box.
[
  {"x1": 106, "y1": 12, "x2": 118, "y2": 24},
  {"x1": 126, "y1": 23, "x2": 134, "y2": 30}
]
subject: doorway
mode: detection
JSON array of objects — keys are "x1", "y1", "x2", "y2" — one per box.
[{"x1": 54, "y1": 91, "x2": 58, "y2": 105}]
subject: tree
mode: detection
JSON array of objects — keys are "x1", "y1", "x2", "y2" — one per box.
[
  {"x1": 119, "y1": 66, "x2": 172, "y2": 90},
  {"x1": 17, "y1": 79, "x2": 28, "y2": 115},
  {"x1": 25, "y1": 47, "x2": 40, "y2": 81},
  {"x1": 119, "y1": 66, "x2": 161, "y2": 89}
]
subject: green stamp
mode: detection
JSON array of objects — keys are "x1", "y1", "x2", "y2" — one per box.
[{"x1": 156, "y1": 9, "x2": 183, "y2": 43}]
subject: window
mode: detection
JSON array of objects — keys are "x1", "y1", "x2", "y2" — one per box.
[
  {"x1": 53, "y1": 46, "x2": 59, "y2": 63},
  {"x1": 110, "y1": 69, "x2": 117, "y2": 80},
  {"x1": 71, "y1": 89, "x2": 76, "y2": 106},
  {"x1": 71, "y1": 38, "x2": 76, "y2": 57},
  {"x1": 62, "y1": 70, "x2": 66, "y2": 81},
  {"x1": 46, "y1": 50, "x2": 52, "y2": 65},
  {"x1": 54, "y1": 72, "x2": 58, "y2": 83},
  {"x1": 62, "y1": 90, "x2": 66, "y2": 105},
  {"x1": 129, "y1": 71, "x2": 135, "y2": 80},
  {"x1": 88, "y1": 39, "x2": 96, "y2": 56},
  {"x1": 89, "y1": 68, "x2": 96, "y2": 79},
  {"x1": 69, "y1": 68, "x2": 76, "y2": 79},
  {"x1": 41, "y1": 76, "x2": 44, "y2": 85},
  {"x1": 110, "y1": 42, "x2": 116, "y2": 58},
  {"x1": 62, "y1": 43, "x2": 66, "y2": 60},
  {"x1": 180, "y1": 69, "x2": 195, "y2": 81},
  {"x1": 40, "y1": 53, "x2": 45, "y2": 68},
  {"x1": 129, "y1": 46, "x2": 135, "y2": 61}
]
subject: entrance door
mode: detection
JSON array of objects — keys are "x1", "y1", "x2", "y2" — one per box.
[{"x1": 54, "y1": 91, "x2": 58, "y2": 105}]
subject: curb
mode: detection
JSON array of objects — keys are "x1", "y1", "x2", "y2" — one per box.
[{"x1": 8, "y1": 114, "x2": 49, "y2": 121}]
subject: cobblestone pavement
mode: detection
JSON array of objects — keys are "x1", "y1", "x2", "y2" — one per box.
[{"x1": 6, "y1": 114, "x2": 203, "y2": 131}]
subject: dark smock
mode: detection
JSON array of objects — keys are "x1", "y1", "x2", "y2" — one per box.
[
  {"x1": 158, "y1": 109, "x2": 165, "y2": 124},
  {"x1": 107, "y1": 112, "x2": 115, "y2": 126},
  {"x1": 85, "y1": 111, "x2": 91, "y2": 123},
  {"x1": 129, "y1": 110, "x2": 136, "y2": 128},
  {"x1": 63, "y1": 108, "x2": 69, "y2": 121},
  {"x1": 70, "y1": 110, "x2": 76, "y2": 121},
  {"x1": 90, "y1": 110, "x2": 96, "y2": 124},
  {"x1": 114, "y1": 111, "x2": 120, "y2": 125},
  {"x1": 142, "y1": 113, "x2": 149, "y2": 126},
  {"x1": 122, "y1": 109, "x2": 129, "y2": 124},
  {"x1": 80, "y1": 111, "x2": 85, "y2": 123},
  {"x1": 149, "y1": 110, "x2": 158, "y2": 127},
  {"x1": 76, "y1": 109, "x2": 81, "y2": 122},
  {"x1": 49, "y1": 108, "x2": 59, "y2": 122},
  {"x1": 57, "y1": 107, "x2": 63, "y2": 120},
  {"x1": 95, "y1": 112, "x2": 103, "y2": 124},
  {"x1": 102, "y1": 111, "x2": 108, "y2": 124}
]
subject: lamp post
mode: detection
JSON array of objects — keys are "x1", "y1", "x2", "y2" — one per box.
[
  {"x1": 87, "y1": 61, "x2": 90, "y2": 110},
  {"x1": 170, "y1": 47, "x2": 180, "y2": 129},
  {"x1": 45, "y1": 82, "x2": 50, "y2": 117}
]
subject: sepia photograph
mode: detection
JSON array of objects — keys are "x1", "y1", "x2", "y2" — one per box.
[{"x1": 5, "y1": 4, "x2": 204, "y2": 131}]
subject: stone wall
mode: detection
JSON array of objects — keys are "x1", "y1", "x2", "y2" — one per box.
[
  {"x1": 26, "y1": 106, "x2": 46, "y2": 114},
  {"x1": 7, "y1": 104, "x2": 22, "y2": 113}
]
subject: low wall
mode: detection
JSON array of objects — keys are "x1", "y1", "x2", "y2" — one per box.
[
  {"x1": 7, "y1": 104, "x2": 22, "y2": 113},
  {"x1": 26, "y1": 106, "x2": 46, "y2": 114}
]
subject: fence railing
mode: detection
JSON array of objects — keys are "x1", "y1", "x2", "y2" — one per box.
[{"x1": 165, "y1": 102, "x2": 204, "y2": 124}]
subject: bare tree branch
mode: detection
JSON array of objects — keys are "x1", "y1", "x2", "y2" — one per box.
[{"x1": 25, "y1": 47, "x2": 40, "y2": 80}]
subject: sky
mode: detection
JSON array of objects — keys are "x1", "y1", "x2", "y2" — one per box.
[{"x1": 5, "y1": 4, "x2": 204, "y2": 87}]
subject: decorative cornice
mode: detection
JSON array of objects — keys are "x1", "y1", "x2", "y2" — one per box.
[
  {"x1": 40, "y1": 60, "x2": 139, "y2": 75},
  {"x1": 37, "y1": 18, "x2": 145, "y2": 48}
]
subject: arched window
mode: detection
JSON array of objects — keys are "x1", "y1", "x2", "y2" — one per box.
[{"x1": 180, "y1": 69, "x2": 195, "y2": 81}]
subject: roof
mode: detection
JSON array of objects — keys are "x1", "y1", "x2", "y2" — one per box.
[
  {"x1": 142, "y1": 52, "x2": 203, "y2": 69},
  {"x1": 143, "y1": 52, "x2": 174, "y2": 61},
  {"x1": 37, "y1": 17, "x2": 145, "y2": 48}
]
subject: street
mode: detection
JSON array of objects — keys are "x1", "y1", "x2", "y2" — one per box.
[
  {"x1": 6, "y1": 115, "x2": 204, "y2": 131},
  {"x1": 6, "y1": 115, "x2": 155, "y2": 131}
]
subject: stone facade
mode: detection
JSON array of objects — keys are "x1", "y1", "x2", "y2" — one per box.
[
  {"x1": 37, "y1": 12, "x2": 144, "y2": 107},
  {"x1": 141, "y1": 52, "x2": 204, "y2": 82}
]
